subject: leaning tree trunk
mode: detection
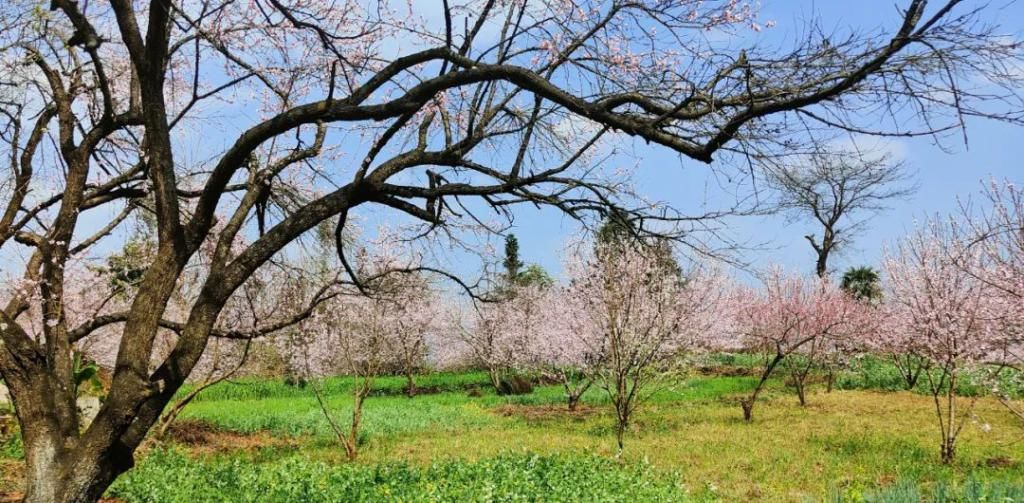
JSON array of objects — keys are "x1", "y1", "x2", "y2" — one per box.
[{"x1": 742, "y1": 352, "x2": 785, "y2": 422}]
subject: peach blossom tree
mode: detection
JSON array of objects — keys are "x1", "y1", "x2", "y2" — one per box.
[
  {"x1": 883, "y1": 218, "x2": 996, "y2": 463},
  {"x1": 728, "y1": 268, "x2": 867, "y2": 420},
  {"x1": 565, "y1": 240, "x2": 721, "y2": 451}
]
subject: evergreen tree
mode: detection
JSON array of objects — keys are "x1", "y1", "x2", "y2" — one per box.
[{"x1": 503, "y1": 234, "x2": 524, "y2": 285}]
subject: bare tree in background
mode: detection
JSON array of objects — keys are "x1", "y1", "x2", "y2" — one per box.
[
  {"x1": 0, "y1": 0, "x2": 1022, "y2": 500},
  {"x1": 766, "y1": 150, "x2": 916, "y2": 278}
]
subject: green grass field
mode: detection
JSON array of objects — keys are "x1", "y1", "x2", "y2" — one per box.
[{"x1": 3, "y1": 362, "x2": 1024, "y2": 501}]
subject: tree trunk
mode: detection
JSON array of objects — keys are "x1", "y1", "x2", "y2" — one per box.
[
  {"x1": 812, "y1": 230, "x2": 833, "y2": 278},
  {"x1": 405, "y1": 371, "x2": 417, "y2": 398},
  {"x1": 562, "y1": 374, "x2": 591, "y2": 412},
  {"x1": 614, "y1": 419, "x2": 626, "y2": 454},
  {"x1": 344, "y1": 387, "x2": 368, "y2": 461},
  {"x1": 893, "y1": 353, "x2": 923, "y2": 390},
  {"x1": 10, "y1": 363, "x2": 193, "y2": 503},
  {"x1": 940, "y1": 438, "x2": 956, "y2": 464},
  {"x1": 740, "y1": 398, "x2": 754, "y2": 422},
  {"x1": 22, "y1": 443, "x2": 130, "y2": 503},
  {"x1": 815, "y1": 254, "x2": 828, "y2": 278},
  {"x1": 794, "y1": 378, "x2": 807, "y2": 406},
  {"x1": 790, "y1": 363, "x2": 811, "y2": 406},
  {"x1": 488, "y1": 367, "x2": 501, "y2": 391},
  {"x1": 8, "y1": 359, "x2": 138, "y2": 503},
  {"x1": 742, "y1": 352, "x2": 784, "y2": 422}
]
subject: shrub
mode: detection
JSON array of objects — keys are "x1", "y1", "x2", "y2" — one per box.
[{"x1": 496, "y1": 375, "x2": 534, "y2": 396}]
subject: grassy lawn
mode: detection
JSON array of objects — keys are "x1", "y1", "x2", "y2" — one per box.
[{"x1": 3, "y1": 371, "x2": 1024, "y2": 501}]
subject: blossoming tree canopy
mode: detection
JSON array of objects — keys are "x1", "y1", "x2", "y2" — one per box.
[
  {"x1": 960, "y1": 181, "x2": 1024, "y2": 364},
  {"x1": 561, "y1": 240, "x2": 723, "y2": 448},
  {"x1": 726, "y1": 268, "x2": 870, "y2": 419},
  {"x1": 1, "y1": 0, "x2": 1023, "y2": 500},
  {"x1": 882, "y1": 217, "x2": 998, "y2": 463}
]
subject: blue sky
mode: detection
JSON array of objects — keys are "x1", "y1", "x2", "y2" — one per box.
[{"x1": 505, "y1": 0, "x2": 1024, "y2": 281}]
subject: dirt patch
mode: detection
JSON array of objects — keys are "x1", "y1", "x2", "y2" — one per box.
[
  {"x1": 985, "y1": 455, "x2": 1016, "y2": 468},
  {"x1": 697, "y1": 365, "x2": 754, "y2": 377},
  {"x1": 162, "y1": 420, "x2": 294, "y2": 454},
  {"x1": 494, "y1": 404, "x2": 597, "y2": 422},
  {"x1": 408, "y1": 385, "x2": 443, "y2": 396}
]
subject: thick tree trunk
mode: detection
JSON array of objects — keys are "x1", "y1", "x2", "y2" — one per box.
[
  {"x1": 17, "y1": 387, "x2": 176, "y2": 503},
  {"x1": 22, "y1": 430, "x2": 66, "y2": 503},
  {"x1": 9, "y1": 313, "x2": 211, "y2": 503},
  {"x1": 17, "y1": 397, "x2": 139, "y2": 503},
  {"x1": 5, "y1": 360, "x2": 128, "y2": 503},
  {"x1": 24, "y1": 451, "x2": 128, "y2": 503}
]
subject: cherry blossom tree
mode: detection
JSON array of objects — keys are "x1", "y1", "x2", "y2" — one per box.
[
  {"x1": 290, "y1": 292, "x2": 389, "y2": 460},
  {"x1": 1, "y1": 0, "x2": 1022, "y2": 499},
  {"x1": 473, "y1": 280, "x2": 600, "y2": 408},
  {"x1": 883, "y1": 218, "x2": 996, "y2": 464},
  {"x1": 863, "y1": 302, "x2": 928, "y2": 390},
  {"x1": 452, "y1": 296, "x2": 530, "y2": 390},
  {"x1": 566, "y1": 240, "x2": 720, "y2": 451},
  {"x1": 390, "y1": 283, "x2": 444, "y2": 398},
  {"x1": 284, "y1": 238, "x2": 446, "y2": 459},
  {"x1": 962, "y1": 181, "x2": 1024, "y2": 365},
  {"x1": 290, "y1": 294, "x2": 380, "y2": 462},
  {"x1": 529, "y1": 285, "x2": 601, "y2": 411},
  {"x1": 728, "y1": 268, "x2": 866, "y2": 420}
]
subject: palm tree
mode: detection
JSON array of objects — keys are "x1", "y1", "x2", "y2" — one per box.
[{"x1": 840, "y1": 266, "x2": 882, "y2": 303}]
